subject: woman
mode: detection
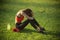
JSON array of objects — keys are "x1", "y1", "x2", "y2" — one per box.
[{"x1": 13, "y1": 8, "x2": 45, "y2": 33}]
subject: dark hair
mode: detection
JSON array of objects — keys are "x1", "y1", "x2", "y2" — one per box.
[{"x1": 23, "y1": 8, "x2": 33, "y2": 17}]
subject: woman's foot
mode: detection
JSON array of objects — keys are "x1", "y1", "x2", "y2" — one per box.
[
  {"x1": 37, "y1": 27, "x2": 45, "y2": 33},
  {"x1": 12, "y1": 28, "x2": 20, "y2": 32},
  {"x1": 40, "y1": 27, "x2": 45, "y2": 31}
]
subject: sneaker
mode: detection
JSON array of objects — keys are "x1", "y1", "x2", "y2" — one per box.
[
  {"x1": 40, "y1": 27, "x2": 45, "y2": 31},
  {"x1": 12, "y1": 28, "x2": 20, "y2": 32},
  {"x1": 37, "y1": 27, "x2": 45, "y2": 33}
]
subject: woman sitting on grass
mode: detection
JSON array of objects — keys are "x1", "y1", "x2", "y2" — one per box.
[{"x1": 13, "y1": 8, "x2": 45, "y2": 33}]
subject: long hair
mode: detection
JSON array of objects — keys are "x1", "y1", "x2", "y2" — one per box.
[{"x1": 23, "y1": 9, "x2": 33, "y2": 17}]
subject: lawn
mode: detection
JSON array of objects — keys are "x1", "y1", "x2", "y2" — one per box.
[{"x1": 0, "y1": 0, "x2": 60, "y2": 40}]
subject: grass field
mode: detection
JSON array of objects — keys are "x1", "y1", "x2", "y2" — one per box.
[{"x1": 0, "y1": 0, "x2": 60, "y2": 40}]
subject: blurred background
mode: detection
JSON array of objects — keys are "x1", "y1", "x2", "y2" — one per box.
[{"x1": 0, "y1": 0, "x2": 60, "y2": 40}]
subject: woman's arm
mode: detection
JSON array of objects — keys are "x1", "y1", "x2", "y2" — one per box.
[{"x1": 22, "y1": 13, "x2": 34, "y2": 20}]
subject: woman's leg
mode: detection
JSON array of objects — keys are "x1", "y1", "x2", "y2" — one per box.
[
  {"x1": 29, "y1": 18, "x2": 45, "y2": 32},
  {"x1": 16, "y1": 19, "x2": 29, "y2": 30},
  {"x1": 29, "y1": 19, "x2": 40, "y2": 29}
]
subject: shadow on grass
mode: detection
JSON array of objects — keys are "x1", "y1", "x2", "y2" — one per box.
[
  {"x1": 44, "y1": 30, "x2": 60, "y2": 38},
  {"x1": 20, "y1": 28, "x2": 60, "y2": 38},
  {"x1": 20, "y1": 28, "x2": 37, "y2": 33}
]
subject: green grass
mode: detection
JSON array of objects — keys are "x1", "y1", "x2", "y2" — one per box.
[{"x1": 0, "y1": 0, "x2": 60, "y2": 40}]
